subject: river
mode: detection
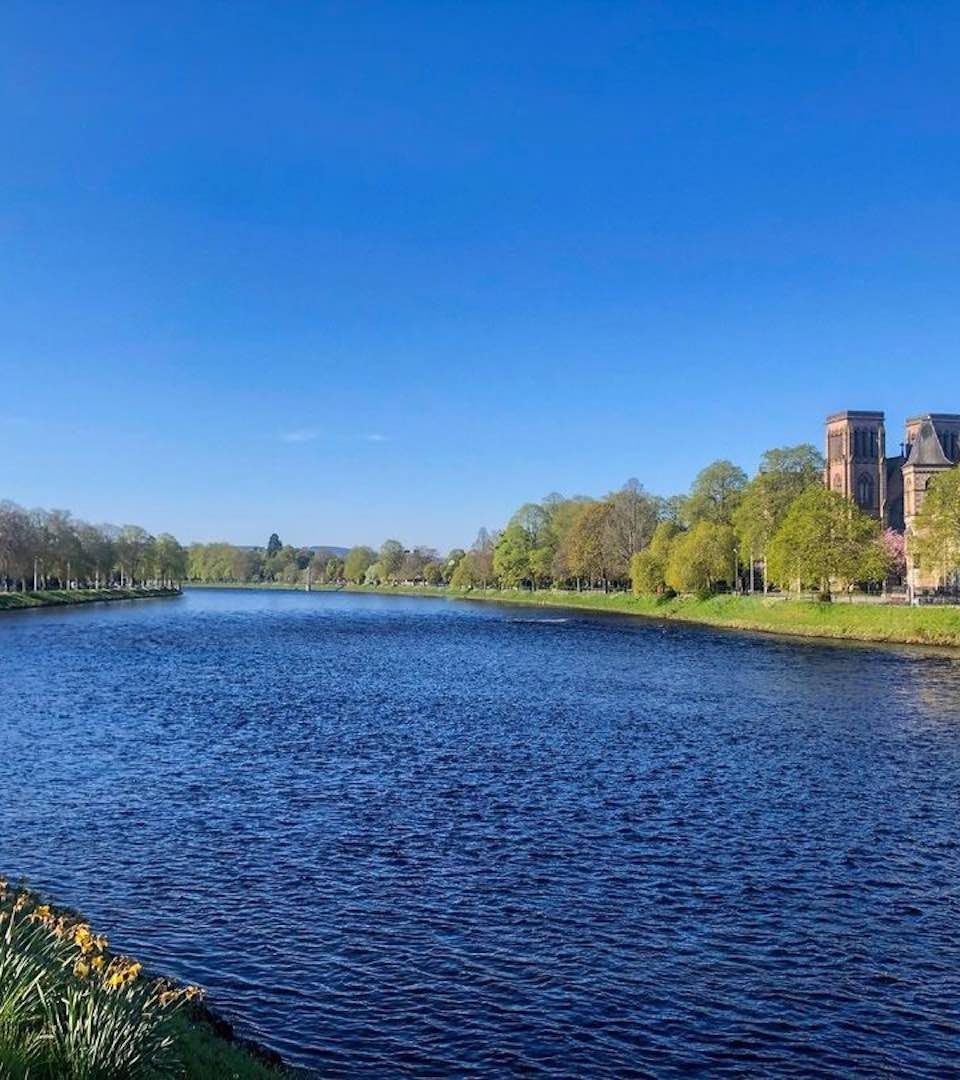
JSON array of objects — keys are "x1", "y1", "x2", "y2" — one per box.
[{"x1": 1, "y1": 587, "x2": 958, "y2": 1076}]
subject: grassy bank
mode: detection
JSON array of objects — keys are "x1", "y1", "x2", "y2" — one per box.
[
  {"x1": 186, "y1": 582, "x2": 960, "y2": 647},
  {"x1": 0, "y1": 879, "x2": 284, "y2": 1078},
  {"x1": 0, "y1": 587, "x2": 181, "y2": 612}
]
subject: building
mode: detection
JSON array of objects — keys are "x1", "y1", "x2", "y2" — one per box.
[{"x1": 825, "y1": 410, "x2": 960, "y2": 592}]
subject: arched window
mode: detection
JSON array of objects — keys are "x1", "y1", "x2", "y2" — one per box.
[{"x1": 857, "y1": 473, "x2": 874, "y2": 509}]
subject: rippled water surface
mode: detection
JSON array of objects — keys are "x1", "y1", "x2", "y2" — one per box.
[{"x1": 2, "y1": 588, "x2": 960, "y2": 1076}]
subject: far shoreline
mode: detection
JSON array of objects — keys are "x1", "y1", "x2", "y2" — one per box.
[
  {"x1": 0, "y1": 587, "x2": 182, "y2": 613},
  {"x1": 182, "y1": 582, "x2": 960, "y2": 650}
]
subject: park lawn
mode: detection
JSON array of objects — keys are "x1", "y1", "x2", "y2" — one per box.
[
  {"x1": 319, "y1": 585, "x2": 960, "y2": 648},
  {"x1": 0, "y1": 587, "x2": 179, "y2": 611}
]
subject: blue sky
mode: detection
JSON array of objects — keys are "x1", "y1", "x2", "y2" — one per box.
[{"x1": 2, "y1": 2, "x2": 959, "y2": 551}]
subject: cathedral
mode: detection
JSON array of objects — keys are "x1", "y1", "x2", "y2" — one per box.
[{"x1": 825, "y1": 410, "x2": 960, "y2": 591}]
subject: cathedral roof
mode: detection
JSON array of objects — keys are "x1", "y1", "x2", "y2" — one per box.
[{"x1": 906, "y1": 419, "x2": 952, "y2": 468}]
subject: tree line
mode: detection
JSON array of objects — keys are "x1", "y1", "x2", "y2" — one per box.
[
  {"x1": 7, "y1": 448, "x2": 958, "y2": 599},
  {"x1": 183, "y1": 442, "x2": 940, "y2": 599},
  {"x1": 0, "y1": 502, "x2": 187, "y2": 591},
  {"x1": 338, "y1": 446, "x2": 953, "y2": 598}
]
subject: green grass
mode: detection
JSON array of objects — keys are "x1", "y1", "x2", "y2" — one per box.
[
  {"x1": 0, "y1": 881, "x2": 285, "y2": 1078},
  {"x1": 0, "y1": 587, "x2": 180, "y2": 612},
  {"x1": 186, "y1": 582, "x2": 960, "y2": 647},
  {"x1": 168, "y1": 1012, "x2": 284, "y2": 1079}
]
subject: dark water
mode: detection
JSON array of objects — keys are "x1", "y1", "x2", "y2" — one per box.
[{"x1": 1, "y1": 589, "x2": 959, "y2": 1076}]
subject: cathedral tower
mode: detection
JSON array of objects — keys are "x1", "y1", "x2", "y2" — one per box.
[{"x1": 824, "y1": 410, "x2": 886, "y2": 520}]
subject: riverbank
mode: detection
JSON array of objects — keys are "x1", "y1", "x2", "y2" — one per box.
[
  {"x1": 0, "y1": 586, "x2": 181, "y2": 612},
  {"x1": 185, "y1": 582, "x2": 960, "y2": 646},
  {"x1": 0, "y1": 879, "x2": 285, "y2": 1078}
]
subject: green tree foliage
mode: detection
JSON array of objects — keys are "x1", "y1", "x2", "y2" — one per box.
[
  {"x1": 493, "y1": 522, "x2": 533, "y2": 588},
  {"x1": 450, "y1": 531, "x2": 497, "y2": 589},
  {"x1": 152, "y1": 533, "x2": 187, "y2": 585},
  {"x1": 913, "y1": 467, "x2": 960, "y2": 583},
  {"x1": 767, "y1": 486, "x2": 886, "y2": 595},
  {"x1": 449, "y1": 553, "x2": 479, "y2": 588},
  {"x1": 378, "y1": 539, "x2": 405, "y2": 581},
  {"x1": 684, "y1": 461, "x2": 748, "y2": 526},
  {"x1": 566, "y1": 501, "x2": 614, "y2": 587},
  {"x1": 734, "y1": 444, "x2": 825, "y2": 565},
  {"x1": 442, "y1": 549, "x2": 465, "y2": 584},
  {"x1": 630, "y1": 521, "x2": 680, "y2": 595},
  {"x1": 344, "y1": 546, "x2": 376, "y2": 583},
  {"x1": 493, "y1": 505, "x2": 552, "y2": 588},
  {"x1": 665, "y1": 522, "x2": 736, "y2": 595},
  {"x1": 266, "y1": 533, "x2": 282, "y2": 556}
]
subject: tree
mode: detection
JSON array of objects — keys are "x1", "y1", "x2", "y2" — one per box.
[
  {"x1": 734, "y1": 444, "x2": 825, "y2": 591},
  {"x1": 343, "y1": 546, "x2": 376, "y2": 584},
  {"x1": 528, "y1": 544, "x2": 554, "y2": 588},
  {"x1": 630, "y1": 521, "x2": 680, "y2": 595},
  {"x1": 665, "y1": 522, "x2": 736, "y2": 595},
  {"x1": 379, "y1": 539, "x2": 405, "y2": 581},
  {"x1": 470, "y1": 528, "x2": 497, "y2": 588},
  {"x1": 493, "y1": 522, "x2": 532, "y2": 588},
  {"x1": 115, "y1": 525, "x2": 153, "y2": 587},
  {"x1": 0, "y1": 501, "x2": 36, "y2": 590},
  {"x1": 767, "y1": 486, "x2": 886, "y2": 596},
  {"x1": 912, "y1": 467, "x2": 960, "y2": 585},
  {"x1": 153, "y1": 533, "x2": 187, "y2": 586},
  {"x1": 566, "y1": 501, "x2": 615, "y2": 588},
  {"x1": 656, "y1": 494, "x2": 687, "y2": 525},
  {"x1": 881, "y1": 529, "x2": 907, "y2": 582},
  {"x1": 544, "y1": 498, "x2": 591, "y2": 586},
  {"x1": 266, "y1": 533, "x2": 282, "y2": 557},
  {"x1": 759, "y1": 444, "x2": 824, "y2": 488},
  {"x1": 324, "y1": 556, "x2": 345, "y2": 583},
  {"x1": 423, "y1": 561, "x2": 445, "y2": 585},
  {"x1": 493, "y1": 505, "x2": 553, "y2": 589},
  {"x1": 605, "y1": 479, "x2": 659, "y2": 580},
  {"x1": 399, "y1": 548, "x2": 437, "y2": 583},
  {"x1": 449, "y1": 552, "x2": 478, "y2": 589},
  {"x1": 442, "y1": 549, "x2": 465, "y2": 584},
  {"x1": 685, "y1": 461, "x2": 747, "y2": 526},
  {"x1": 75, "y1": 524, "x2": 117, "y2": 588}
]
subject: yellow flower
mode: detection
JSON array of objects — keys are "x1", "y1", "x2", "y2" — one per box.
[
  {"x1": 74, "y1": 959, "x2": 90, "y2": 978},
  {"x1": 91, "y1": 955, "x2": 105, "y2": 972},
  {"x1": 104, "y1": 958, "x2": 143, "y2": 990}
]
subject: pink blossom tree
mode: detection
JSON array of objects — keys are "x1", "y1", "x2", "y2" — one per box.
[{"x1": 881, "y1": 529, "x2": 907, "y2": 581}]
